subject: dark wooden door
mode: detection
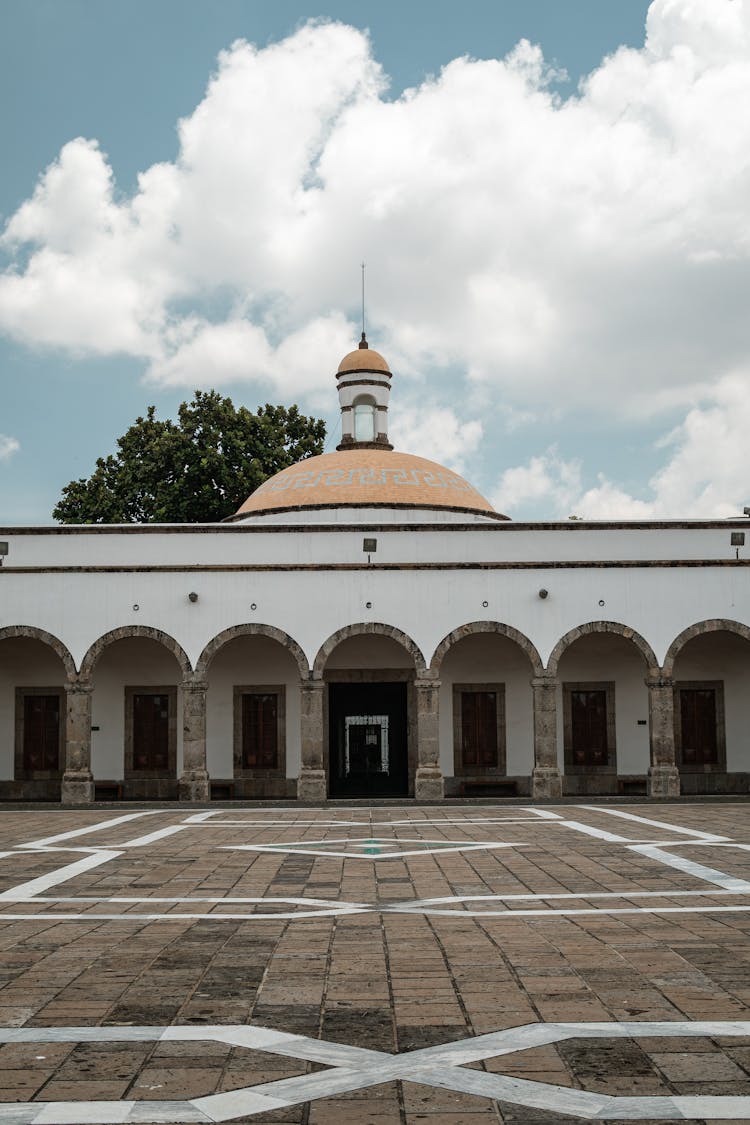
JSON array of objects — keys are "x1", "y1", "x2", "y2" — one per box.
[
  {"x1": 241, "y1": 692, "x2": 278, "y2": 769},
  {"x1": 460, "y1": 690, "x2": 498, "y2": 768},
  {"x1": 570, "y1": 689, "x2": 608, "y2": 767},
  {"x1": 132, "y1": 693, "x2": 170, "y2": 771},
  {"x1": 23, "y1": 694, "x2": 61, "y2": 772},
  {"x1": 680, "y1": 688, "x2": 718, "y2": 766}
]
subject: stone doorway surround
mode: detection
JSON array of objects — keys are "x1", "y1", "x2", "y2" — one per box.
[
  {"x1": 309, "y1": 622, "x2": 441, "y2": 802},
  {"x1": 429, "y1": 621, "x2": 554, "y2": 800},
  {"x1": 324, "y1": 670, "x2": 416, "y2": 798},
  {"x1": 327, "y1": 678, "x2": 409, "y2": 798}
]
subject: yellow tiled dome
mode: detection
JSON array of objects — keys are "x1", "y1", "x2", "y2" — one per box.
[
  {"x1": 234, "y1": 449, "x2": 497, "y2": 517},
  {"x1": 337, "y1": 347, "x2": 391, "y2": 375}
]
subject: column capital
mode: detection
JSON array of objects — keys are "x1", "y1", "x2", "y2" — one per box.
[
  {"x1": 415, "y1": 675, "x2": 441, "y2": 691},
  {"x1": 415, "y1": 669, "x2": 440, "y2": 683},
  {"x1": 181, "y1": 678, "x2": 208, "y2": 694},
  {"x1": 645, "y1": 673, "x2": 674, "y2": 690},
  {"x1": 65, "y1": 679, "x2": 93, "y2": 696},
  {"x1": 531, "y1": 675, "x2": 558, "y2": 690}
]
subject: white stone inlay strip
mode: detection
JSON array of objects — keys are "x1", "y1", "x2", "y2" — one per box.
[
  {"x1": 632, "y1": 844, "x2": 750, "y2": 891},
  {"x1": 117, "y1": 826, "x2": 188, "y2": 848},
  {"x1": 558, "y1": 820, "x2": 629, "y2": 842},
  {"x1": 3, "y1": 1021, "x2": 750, "y2": 1122},
  {"x1": 0, "y1": 851, "x2": 122, "y2": 901},
  {"x1": 222, "y1": 838, "x2": 523, "y2": 860},
  {"x1": 580, "y1": 805, "x2": 730, "y2": 841},
  {"x1": 18, "y1": 813, "x2": 158, "y2": 850}
]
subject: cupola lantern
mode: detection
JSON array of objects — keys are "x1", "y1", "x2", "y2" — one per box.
[{"x1": 335, "y1": 335, "x2": 393, "y2": 451}]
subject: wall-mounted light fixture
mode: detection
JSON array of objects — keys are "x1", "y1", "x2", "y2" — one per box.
[
  {"x1": 250, "y1": 602, "x2": 257, "y2": 611},
  {"x1": 132, "y1": 604, "x2": 140, "y2": 612},
  {"x1": 538, "y1": 588, "x2": 549, "y2": 600},
  {"x1": 482, "y1": 600, "x2": 489, "y2": 608},
  {"x1": 598, "y1": 599, "x2": 606, "y2": 607},
  {"x1": 188, "y1": 591, "x2": 198, "y2": 603}
]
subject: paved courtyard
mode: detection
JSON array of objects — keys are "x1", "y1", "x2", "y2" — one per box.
[{"x1": 2, "y1": 804, "x2": 750, "y2": 1122}]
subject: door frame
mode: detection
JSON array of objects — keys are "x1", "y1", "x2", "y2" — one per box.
[
  {"x1": 324, "y1": 669, "x2": 416, "y2": 797},
  {"x1": 14, "y1": 686, "x2": 65, "y2": 781}
]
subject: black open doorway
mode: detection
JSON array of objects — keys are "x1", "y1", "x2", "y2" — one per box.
[{"x1": 328, "y1": 682, "x2": 408, "y2": 797}]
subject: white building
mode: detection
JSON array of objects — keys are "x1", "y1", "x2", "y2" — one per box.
[{"x1": 1, "y1": 339, "x2": 749, "y2": 804}]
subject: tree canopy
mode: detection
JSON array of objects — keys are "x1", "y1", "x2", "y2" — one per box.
[{"x1": 54, "y1": 391, "x2": 326, "y2": 524}]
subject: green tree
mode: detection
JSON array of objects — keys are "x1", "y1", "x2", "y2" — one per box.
[{"x1": 54, "y1": 392, "x2": 326, "y2": 524}]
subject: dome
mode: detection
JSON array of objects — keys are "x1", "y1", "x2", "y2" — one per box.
[
  {"x1": 337, "y1": 346, "x2": 391, "y2": 375},
  {"x1": 233, "y1": 448, "x2": 500, "y2": 519}
]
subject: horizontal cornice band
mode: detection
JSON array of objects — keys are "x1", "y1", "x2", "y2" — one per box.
[{"x1": 2, "y1": 559, "x2": 749, "y2": 574}]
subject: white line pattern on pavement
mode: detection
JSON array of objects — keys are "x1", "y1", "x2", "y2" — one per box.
[{"x1": 1, "y1": 1021, "x2": 750, "y2": 1122}]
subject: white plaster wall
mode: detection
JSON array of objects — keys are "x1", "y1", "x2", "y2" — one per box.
[
  {"x1": 556, "y1": 634, "x2": 651, "y2": 775},
  {"x1": 4, "y1": 521, "x2": 750, "y2": 569},
  {"x1": 673, "y1": 632, "x2": 750, "y2": 773},
  {"x1": 438, "y1": 634, "x2": 535, "y2": 778},
  {"x1": 0, "y1": 639, "x2": 67, "y2": 780},
  {"x1": 324, "y1": 634, "x2": 413, "y2": 670},
  {"x1": 1, "y1": 565, "x2": 748, "y2": 678},
  {"x1": 90, "y1": 639, "x2": 184, "y2": 779},
  {"x1": 337, "y1": 378, "x2": 390, "y2": 409},
  {"x1": 204, "y1": 635, "x2": 302, "y2": 779}
]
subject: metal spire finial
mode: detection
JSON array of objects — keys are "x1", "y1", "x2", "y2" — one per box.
[{"x1": 359, "y1": 261, "x2": 368, "y2": 349}]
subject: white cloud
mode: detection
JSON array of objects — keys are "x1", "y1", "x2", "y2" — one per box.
[
  {"x1": 389, "y1": 406, "x2": 483, "y2": 474},
  {"x1": 494, "y1": 370, "x2": 750, "y2": 518},
  {"x1": 2, "y1": 2, "x2": 750, "y2": 512},
  {"x1": 642, "y1": 371, "x2": 750, "y2": 517},
  {"x1": 0, "y1": 435, "x2": 20, "y2": 462},
  {"x1": 147, "y1": 311, "x2": 353, "y2": 397},
  {"x1": 493, "y1": 449, "x2": 582, "y2": 515}
]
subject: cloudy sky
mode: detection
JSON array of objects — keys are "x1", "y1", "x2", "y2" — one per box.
[{"x1": 2, "y1": 0, "x2": 749, "y2": 523}]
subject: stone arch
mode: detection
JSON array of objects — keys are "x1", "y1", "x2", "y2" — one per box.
[
  {"x1": 663, "y1": 619, "x2": 750, "y2": 678},
  {"x1": 546, "y1": 621, "x2": 659, "y2": 677},
  {"x1": 429, "y1": 621, "x2": 543, "y2": 677},
  {"x1": 0, "y1": 625, "x2": 77, "y2": 680},
  {"x1": 79, "y1": 626, "x2": 192, "y2": 680},
  {"x1": 195, "y1": 623, "x2": 310, "y2": 681},
  {"x1": 313, "y1": 622, "x2": 427, "y2": 679}
]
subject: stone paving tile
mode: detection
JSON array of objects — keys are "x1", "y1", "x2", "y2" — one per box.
[{"x1": 3, "y1": 803, "x2": 750, "y2": 1121}]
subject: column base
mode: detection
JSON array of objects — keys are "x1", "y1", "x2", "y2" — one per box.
[
  {"x1": 178, "y1": 771, "x2": 210, "y2": 802},
  {"x1": 415, "y1": 767, "x2": 444, "y2": 802},
  {"x1": 61, "y1": 771, "x2": 94, "y2": 805},
  {"x1": 531, "y1": 767, "x2": 562, "y2": 800},
  {"x1": 297, "y1": 769, "x2": 327, "y2": 802},
  {"x1": 647, "y1": 765, "x2": 681, "y2": 799}
]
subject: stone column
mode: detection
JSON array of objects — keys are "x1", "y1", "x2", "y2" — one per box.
[
  {"x1": 179, "y1": 678, "x2": 210, "y2": 801},
  {"x1": 646, "y1": 673, "x2": 680, "y2": 798},
  {"x1": 531, "y1": 675, "x2": 562, "y2": 800},
  {"x1": 415, "y1": 675, "x2": 444, "y2": 801},
  {"x1": 298, "y1": 678, "x2": 326, "y2": 801},
  {"x1": 62, "y1": 680, "x2": 94, "y2": 805}
]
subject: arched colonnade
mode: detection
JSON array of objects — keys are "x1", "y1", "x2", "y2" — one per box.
[{"x1": 1, "y1": 617, "x2": 748, "y2": 803}]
